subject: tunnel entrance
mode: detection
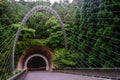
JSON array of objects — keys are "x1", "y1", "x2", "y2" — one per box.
[
  {"x1": 17, "y1": 46, "x2": 53, "y2": 71},
  {"x1": 27, "y1": 56, "x2": 46, "y2": 70},
  {"x1": 24, "y1": 54, "x2": 49, "y2": 71}
]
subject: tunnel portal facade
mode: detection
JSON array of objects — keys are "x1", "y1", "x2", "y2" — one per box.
[{"x1": 16, "y1": 46, "x2": 53, "y2": 71}]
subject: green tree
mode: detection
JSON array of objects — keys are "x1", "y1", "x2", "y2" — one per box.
[
  {"x1": 70, "y1": 0, "x2": 120, "y2": 68},
  {"x1": 45, "y1": 17, "x2": 69, "y2": 49}
]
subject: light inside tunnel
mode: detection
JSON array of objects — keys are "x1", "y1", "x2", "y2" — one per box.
[{"x1": 27, "y1": 56, "x2": 46, "y2": 70}]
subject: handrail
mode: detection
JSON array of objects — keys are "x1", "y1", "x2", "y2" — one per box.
[
  {"x1": 54, "y1": 68, "x2": 120, "y2": 70},
  {"x1": 8, "y1": 70, "x2": 27, "y2": 80}
]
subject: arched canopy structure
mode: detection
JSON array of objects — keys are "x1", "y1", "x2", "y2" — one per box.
[{"x1": 12, "y1": 6, "x2": 68, "y2": 70}]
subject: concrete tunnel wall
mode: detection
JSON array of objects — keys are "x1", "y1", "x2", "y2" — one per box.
[{"x1": 16, "y1": 46, "x2": 54, "y2": 71}]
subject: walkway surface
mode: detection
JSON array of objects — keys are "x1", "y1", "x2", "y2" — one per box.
[{"x1": 24, "y1": 71, "x2": 107, "y2": 80}]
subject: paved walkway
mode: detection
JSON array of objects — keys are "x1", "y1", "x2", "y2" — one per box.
[{"x1": 24, "y1": 71, "x2": 106, "y2": 80}]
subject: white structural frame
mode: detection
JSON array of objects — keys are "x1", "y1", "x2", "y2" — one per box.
[
  {"x1": 24, "y1": 54, "x2": 49, "y2": 70},
  {"x1": 12, "y1": 5, "x2": 68, "y2": 70}
]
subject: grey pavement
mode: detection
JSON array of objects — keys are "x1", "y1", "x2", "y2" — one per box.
[{"x1": 24, "y1": 71, "x2": 108, "y2": 80}]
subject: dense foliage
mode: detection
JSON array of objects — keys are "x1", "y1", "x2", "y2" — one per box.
[
  {"x1": 70, "y1": 0, "x2": 120, "y2": 68},
  {"x1": 0, "y1": 0, "x2": 120, "y2": 79}
]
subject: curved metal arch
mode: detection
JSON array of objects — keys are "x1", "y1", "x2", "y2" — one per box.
[
  {"x1": 24, "y1": 54, "x2": 49, "y2": 70},
  {"x1": 12, "y1": 6, "x2": 68, "y2": 70}
]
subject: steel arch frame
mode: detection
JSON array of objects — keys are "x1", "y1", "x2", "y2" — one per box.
[{"x1": 12, "y1": 6, "x2": 68, "y2": 70}]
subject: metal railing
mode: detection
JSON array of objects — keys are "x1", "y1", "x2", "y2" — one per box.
[{"x1": 8, "y1": 70, "x2": 27, "y2": 80}]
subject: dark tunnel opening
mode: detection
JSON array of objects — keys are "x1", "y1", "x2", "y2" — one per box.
[{"x1": 27, "y1": 56, "x2": 46, "y2": 70}]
